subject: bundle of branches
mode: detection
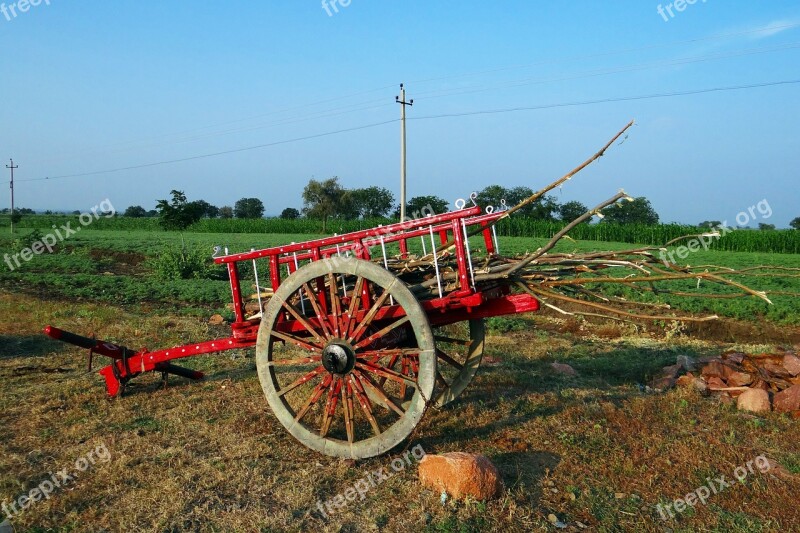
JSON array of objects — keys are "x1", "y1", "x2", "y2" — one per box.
[
  {"x1": 248, "y1": 120, "x2": 799, "y2": 324},
  {"x1": 390, "y1": 120, "x2": 799, "y2": 323},
  {"x1": 403, "y1": 243, "x2": 800, "y2": 323}
]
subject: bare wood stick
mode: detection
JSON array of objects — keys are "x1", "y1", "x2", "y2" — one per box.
[
  {"x1": 501, "y1": 120, "x2": 635, "y2": 219},
  {"x1": 505, "y1": 191, "x2": 630, "y2": 275},
  {"x1": 434, "y1": 120, "x2": 635, "y2": 254},
  {"x1": 522, "y1": 284, "x2": 719, "y2": 323}
]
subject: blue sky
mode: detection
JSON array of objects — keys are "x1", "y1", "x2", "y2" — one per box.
[{"x1": 1, "y1": 0, "x2": 798, "y2": 227}]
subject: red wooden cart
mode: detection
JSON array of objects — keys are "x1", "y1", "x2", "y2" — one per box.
[{"x1": 44, "y1": 204, "x2": 539, "y2": 458}]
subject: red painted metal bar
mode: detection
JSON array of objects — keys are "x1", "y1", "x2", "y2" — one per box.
[
  {"x1": 214, "y1": 206, "x2": 482, "y2": 264},
  {"x1": 450, "y1": 218, "x2": 471, "y2": 292},
  {"x1": 481, "y1": 221, "x2": 495, "y2": 255},
  {"x1": 269, "y1": 255, "x2": 281, "y2": 290},
  {"x1": 227, "y1": 263, "x2": 245, "y2": 323}
]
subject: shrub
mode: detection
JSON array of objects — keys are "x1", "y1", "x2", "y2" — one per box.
[{"x1": 144, "y1": 245, "x2": 224, "y2": 281}]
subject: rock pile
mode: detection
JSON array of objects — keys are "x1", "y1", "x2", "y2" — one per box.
[{"x1": 653, "y1": 350, "x2": 800, "y2": 415}]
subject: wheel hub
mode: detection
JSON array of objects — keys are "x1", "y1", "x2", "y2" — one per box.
[{"x1": 321, "y1": 341, "x2": 356, "y2": 375}]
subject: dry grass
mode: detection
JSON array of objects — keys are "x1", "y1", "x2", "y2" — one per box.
[{"x1": 1, "y1": 291, "x2": 799, "y2": 532}]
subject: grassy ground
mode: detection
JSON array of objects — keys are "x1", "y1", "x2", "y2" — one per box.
[{"x1": 1, "y1": 230, "x2": 799, "y2": 531}]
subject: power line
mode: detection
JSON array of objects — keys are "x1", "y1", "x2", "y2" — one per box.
[
  {"x1": 20, "y1": 119, "x2": 399, "y2": 182},
  {"x1": 20, "y1": 79, "x2": 800, "y2": 183},
  {"x1": 410, "y1": 80, "x2": 800, "y2": 121}
]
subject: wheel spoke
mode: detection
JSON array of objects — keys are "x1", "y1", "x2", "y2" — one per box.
[
  {"x1": 320, "y1": 376, "x2": 343, "y2": 437},
  {"x1": 354, "y1": 369, "x2": 406, "y2": 418},
  {"x1": 281, "y1": 301, "x2": 325, "y2": 345},
  {"x1": 343, "y1": 276, "x2": 365, "y2": 338},
  {"x1": 343, "y1": 379, "x2": 355, "y2": 443},
  {"x1": 354, "y1": 316, "x2": 410, "y2": 349},
  {"x1": 358, "y1": 348, "x2": 420, "y2": 363},
  {"x1": 348, "y1": 289, "x2": 392, "y2": 343},
  {"x1": 270, "y1": 330, "x2": 322, "y2": 352},
  {"x1": 435, "y1": 348, "x2": 464, "y2": 370},
  {"x1": 436, "y1": 369, "x2": 450, "y2": 389},
  {"x1": 328, "y1": 273, "x2": 342, "y2": 338},
  {"x1": 277, "y1": 365, "x2": 326, "y2": 398},
  {"x1": 294, "y1": 374, "x2": 333, "y2": 422},
  {"x1": 356, "y1": 361, "x2": 418, "y2": 389},
  {"x1": 267, "y1": 355, "x2": 321, "y2": 367},
  {"x1": 434, "y1": 335, "x2": 472, "y2": 346},
  {"x1": 303, "y1": 282, "x2": 332, "y2": 339},
  {"x1": 350, "y1": 374, "x2": 381, "y2": 436}
]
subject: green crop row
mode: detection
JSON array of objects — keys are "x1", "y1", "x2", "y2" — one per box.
[{"x1": 1, "y1": 215, "x2": 798, "y2": 254}]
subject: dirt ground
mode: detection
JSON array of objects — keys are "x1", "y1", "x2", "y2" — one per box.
[{"x1": 1, "y1": 291, "x2": 799, "y2": 532}]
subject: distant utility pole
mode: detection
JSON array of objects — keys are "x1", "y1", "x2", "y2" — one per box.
[
  {"x1": 6, "y1": 159, "x2": 17, "y2": 234},
  {"x1": 396, "y1": 84, "x2": 413, "y2": 222}
]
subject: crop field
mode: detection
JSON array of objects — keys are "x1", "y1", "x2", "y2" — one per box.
[{"x1": 1, "y1": 228, "x2": 799, "y2": 531}]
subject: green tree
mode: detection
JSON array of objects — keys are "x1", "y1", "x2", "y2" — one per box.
[
  {"x1": 394, "y1": 195, "x2": 449, "y2": 219},
  {"x1": 234, "y1": 198, "x2": 265, "y2": 219},
  {"x1": 155, "y1": 190, "x2": 203, "y2": 231},
  {"x1": 350, "y1": 186, "x2": 395, "y2": 218},
  {"x1": 280, "y1": 207, "x2": 300, "y2": 219},
  {"x1": 475, "y1": 185, "x2": 508, "y2": 211},
  {"x1": 602, "y1": 197, "x2": 659, "y2": 225},
  {"x1": 758, "y1": 223, "x2": 776, "y2": 231},
  {"x1": 190, "y1": 200, "x2": 219, "y2": 218},
  {"x1": 219, "y1": 206, "x2": 233, "y2": 219},
  {"x1": 10, "y1": 210, "x2": 22, "y2": 225},
  {"x1": 699, "y1": 220, "x2": 722, "y2": 229},
  {"x1": 790, "y1": 217, "x2": 800, "y2": 230},
  {"x1": 124, "y1": 205, "x2": 147, "y2": 218},
  {"x1": 506, "y1": 187, "x2": 560, "y2": 220},
  {"x1": 302, "y1": 177, "x2": 348, "y2": 231},
  {"x1": 558, "y1": 200, "x2": 589, "y2": 222}
]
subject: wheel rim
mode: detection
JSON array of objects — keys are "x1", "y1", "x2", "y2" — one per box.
[
  {"x1": 433, "y1": 319, "x2": 486, "y2": 406},
  {"x1": 256, "y1": 258, "x2": 436, "y2": 459}
]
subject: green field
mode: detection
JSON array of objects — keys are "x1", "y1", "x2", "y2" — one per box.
[{"x1": 1, "y1": 228, "x2": 798, "y2": 324}]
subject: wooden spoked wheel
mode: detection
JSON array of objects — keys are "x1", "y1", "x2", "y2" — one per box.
[
  {"x1": 432, "y1": 319, "x2": 486, "y2": 407},
  {"x1": 256, "y1": 258, "x2": 436, "y2": 459}
]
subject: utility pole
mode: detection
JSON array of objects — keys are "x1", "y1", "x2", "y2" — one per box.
[
  {"x1": 396, "y1": 84, "x2": 413, "y2": 222},
  {"x1": 6, "y1": 159, "x2": 17, "y2": 234}
]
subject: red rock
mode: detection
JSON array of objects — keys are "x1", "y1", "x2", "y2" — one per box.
[
  {"x1": 418, "y1": 452, "x2": 503, "y2": 500},
  {"x1": 751, "y1": 380, "x2": 770, "y2": 391},
  {"x1": 550, "y1": 362, "x2": 577, "y2": 377},
  {"x1": 717, "y1": 393, "x2": 735, "y2": 406},
  {"x1": 208, "y1": 314, "x2": 225, "y2": 325},
  {"x1": 783, "y1": 355, "x2": 800, "y2": 377},
  {"x1": 724, "y1": 352, "x2": 746, "y2": 365},
  {"x1": 706, "y1": 376, "x2": 726, "y2": 390},
  {"x1": 773, "y1": 385, "x2": 800, "y2": 413},
  {"x1": 702, "y1": 361, "x2": 726, "y2": 378},
  {"x1": 650, "y1": 364, "x2": 688, "y2": 390},
  {"x1": 676, "y1": 375, "x2": 707, "y2": 394},
  {"x1": 726, "y1": 371, "x2": 753, "y2": 387},
  {"x1": 737, "y1": 389, "x2": 771, "y2": 413},
  {"x1": 763, "y1": 362, "x2": 792, "y2": 379}
]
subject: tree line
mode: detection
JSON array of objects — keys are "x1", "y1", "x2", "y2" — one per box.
[{"x1": 17, "y1": 175, "x2": 795, "y2": 231}]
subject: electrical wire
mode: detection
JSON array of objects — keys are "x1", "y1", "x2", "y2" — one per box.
[{"x1": 19, "y1": 79, "x2": 799, "y2": 183}]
